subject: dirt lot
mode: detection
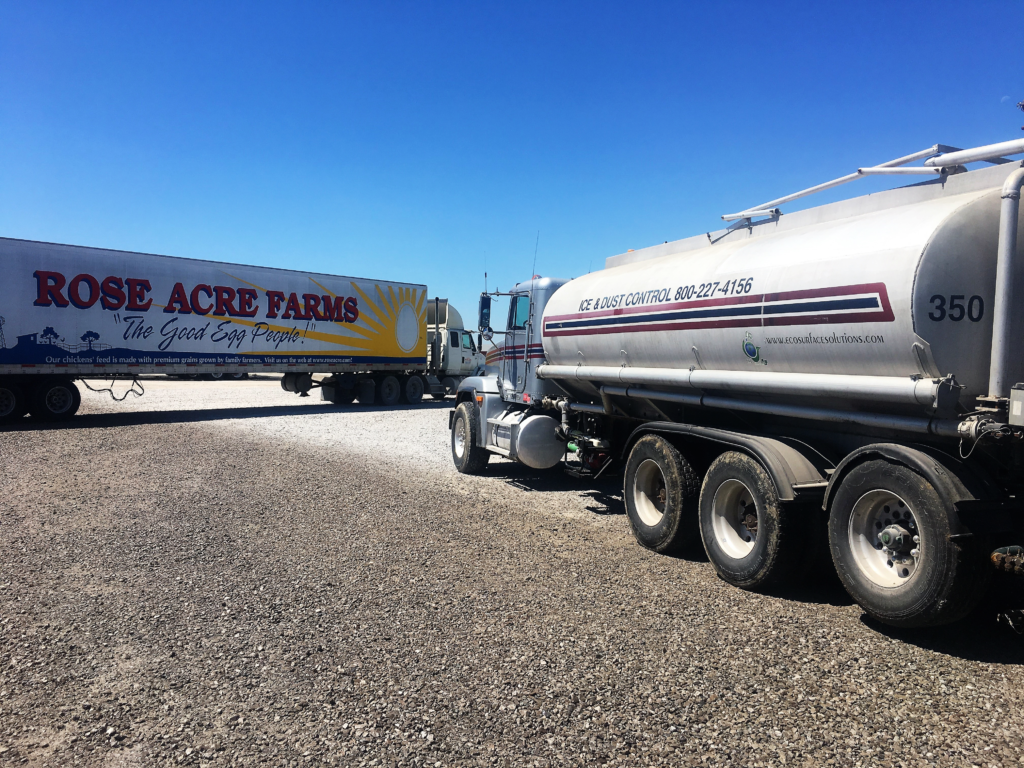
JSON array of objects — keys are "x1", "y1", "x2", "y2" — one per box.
[{"x1": 1, "y1": 378, "x2": 1023, "y2": 767}]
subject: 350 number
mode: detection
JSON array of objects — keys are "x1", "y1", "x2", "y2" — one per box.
[{"x1": 929, "y1": 294, "x2": 984, "y2": 322}]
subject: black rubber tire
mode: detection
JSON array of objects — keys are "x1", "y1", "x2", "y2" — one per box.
[
  {"x1": 402, "y1": 375, "x2": 425, "y2": 405},
  {"x1": 829, "y1": 459, "x2": 991, "y2": 628},
  {"x1": 0, "y1": 382, "x2": 27, "y2": 425},
  {"x1": 28, "y1": 378, "x2": 81, "y2": 422},
  {"x1": 378, "y1": 375, "x2": 402, "y2": 407},
  {"x1": 431, "y1": 392, "x2": 447, "y2": 401},
  {"x1": 623, "y1": 435, "x2": 701, "y2": 554},
  {"x1": 441, "y1": 376, "x2": 458, "y2": 395},
  {"x1": 231, "y1": 372, "x2": 249, "y2": 380},
  {"x1": 699, "y1": 451, "x2": 802, "y2": 590},
  {"x1": 334, "y1": 387, "x2": 357, "y2": 404},
  {"x1": 451, "y1": 401, "x2": 489, "y2": 474}
]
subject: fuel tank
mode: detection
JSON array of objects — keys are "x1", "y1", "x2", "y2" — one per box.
[{"x1": 541, "y1": 164, "x2": 1024, "y2": 403}]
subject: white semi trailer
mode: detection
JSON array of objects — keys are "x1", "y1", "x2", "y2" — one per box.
[
  {"x1": 450, "y1": 138, "x2": 1024, "y2": 628},
  {"x1": 0, "y1": 238, "x2": 483, "y2": 422}
]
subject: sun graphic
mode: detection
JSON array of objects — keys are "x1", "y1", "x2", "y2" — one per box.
[
  {"x1": 193, "y1": 272, "x2": 427, "y2": 360},
  {"x1": 344, "y1": 283, "x2": 426, "y2": 358}
]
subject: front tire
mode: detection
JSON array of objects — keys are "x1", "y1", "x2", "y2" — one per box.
[
  {"x1": 28, "y1": 378, "x2": 81, "y2": 422},
  {"x1": 699, "y1": 452, "x2": 801, "y2": 590},
  {"x1": 829, "y1": 460, "x2": 989, "y2": 628},
  {"x1": 623, "y1": 435, "x2": 700, "y2": 554},
  {"x1": 451, "y1": 402, "x2": 489, "y2": 474}
]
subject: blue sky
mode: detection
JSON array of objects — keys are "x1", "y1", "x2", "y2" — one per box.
[{"x1": 2, "y1": 1, "x2": 1022, "y2": 327}]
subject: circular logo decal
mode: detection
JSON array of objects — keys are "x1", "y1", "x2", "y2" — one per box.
[{"x1": 395, "y1": 302, "x2": 420, "y2": 353}]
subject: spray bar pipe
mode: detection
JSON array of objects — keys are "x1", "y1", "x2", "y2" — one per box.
[
  {"x1": 924, "y1": 138, "x2": 1024, "y2": 168},
  {"x1": 599, "y1": 385, "x2": 961, "y2": 438},
  {"x1": 536, "y1": 364, "x2": 958, "y2": 411},
  {"x1": 721, "y1": 145, "x2": 951, "y2": 221},
  {"x1": 987, "y1": 164, "x2": 1024, "y2": 398}
]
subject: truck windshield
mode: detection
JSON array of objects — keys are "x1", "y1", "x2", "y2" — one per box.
[{"x1": 509, "y1": 295, "x2": 531, "y2": 330}]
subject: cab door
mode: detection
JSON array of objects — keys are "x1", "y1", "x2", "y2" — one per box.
[
  {"x1": 460, "y1": 332, "x2": 480, "y2": 374},
  {"x1": 502, "y1": 294, "x2": 531, "y2": 392}
]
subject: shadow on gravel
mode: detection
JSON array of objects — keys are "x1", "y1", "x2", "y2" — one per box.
[
  {"x1": 484, "y1": 463, "x2": 624, "y2": 512},
  {"x1": 861, "y1": 612, "x2": 1024, "y2": 663},
  {"x1": 1, "y1": 400, "x2": 454, "y2": 431}
]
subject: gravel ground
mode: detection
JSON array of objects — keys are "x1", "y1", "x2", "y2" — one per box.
[{"x1": 2, "y1": 378, "x2": 1023, "y2": 768}]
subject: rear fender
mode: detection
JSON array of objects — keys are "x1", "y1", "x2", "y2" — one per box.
[
  {"x1": 822, "y1": 443, "x2": 1018, "y2": 536},
  {"x1": 623, "y1": 422, "x2": 830, "y2": 504},
  {"x1": 453, "y1": 375, "x2": 504, "y2": 445}
]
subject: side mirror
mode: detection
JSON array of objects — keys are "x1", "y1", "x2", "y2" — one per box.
[
  {"x1": 478, "y1": 294, "x2": 491, "y2": 331},
  {"x1": 477, "y1": 333, "x2": 483, "y2": 350},
  {"x1": 482, "y1": 327, "x2": 493, "y2": 342}
]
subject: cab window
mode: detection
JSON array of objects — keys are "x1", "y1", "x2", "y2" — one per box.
[
  {"x1": 462, "y1": 334, "x2": 474, "y2": 351},
  {"x1": 509, "y1": 295, "x2": 531, "y2": 331},
  {"x1": 450, "y1": 331, "x2": 460, "y2": 348}
]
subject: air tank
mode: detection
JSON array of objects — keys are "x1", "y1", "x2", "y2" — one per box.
[{"x1": 541, "y1": 164, "x2": 1024, "y2": 405}]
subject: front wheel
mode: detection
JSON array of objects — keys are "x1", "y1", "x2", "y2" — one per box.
[
  {"x1": 28, "y1": 378, "x2": 81, "y2": 422},
  {"x1": 829, "y1": 460, "x2": 989, "y2": 628},
  {"x1": 451, "y1": 402, "x2": 489, "y2": 474},
  {"x1": 623, "y1": 435, "x2": 700, "y2": 554}
]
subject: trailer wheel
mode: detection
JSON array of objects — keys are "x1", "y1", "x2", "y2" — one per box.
[
  {"x1": 624, "y1": 435, "x2": 701, "y2": 554},
  {"x1": 0, "y1": 382, "x2": 27, "y2": 424},
  {"x1": 451, "y1": 402, "x2": 489, "y2": 474},
  {"x1": 829, "y1": 460, "x2": 989, "y2": 628},
  {"x1": 28, "y1": 378, "x2": 81, "y2": 422},
  {"x1": 378, "y1": 376, "x2": 402, "y2": 407},
  {"x1": 699, "y1": 452, "x2": 800, "y2": 590},
  {"x1": 441, "y1": 376, "x2": 458, "y2": 395},
  {"x1": 334, "y1": 387, "x2": 357, "y2": 404},
  {"x1": 402, "y1": 375, "x2": 425, "y2": 405}
]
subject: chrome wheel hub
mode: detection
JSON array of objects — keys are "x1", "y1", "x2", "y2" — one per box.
[
  {"x1": 633, "y1": 459, "x2": 667, "y2": 527},
  {"x1": 44, "y1": 386, "x2": 72, "y2": 414},
  {"x1": 710, "y1": 478, "x2": 757, "y2": 559},
  {"x1": 848, "y1": 490, "x2": 921, "y2": 588},
  {"x1": 454, "y1": 417, "x2": 467, "y2": 458}
]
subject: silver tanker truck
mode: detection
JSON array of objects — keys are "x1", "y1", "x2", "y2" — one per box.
[{"x1": 450, "y1": 138, "x2": 1024, "y2": 628}]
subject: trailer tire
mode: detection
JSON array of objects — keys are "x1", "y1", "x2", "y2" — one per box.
[
  {"x1": 402, "y1": 375, "x2": 425, "y2": 405},
  {"x1": 378, "y1": 376, "x2": 402, "y2": 407},
  {"x1": 624, "y1": 435, "x2": 701, "y2": 554},
  {"x1": 334, "y1": 387, "x2": 357, "y2": 404},
  {"x1": 451, "y1": 402, "x2": 489, "y2": 474},
  {"x1": 829, "y1": 460, "x2": 990, "y2": 628},
  {"x1": 442, "y1": 376, "x2": 458, "y2": 395},
  {"x1": 0, "y1": 382, "x2": 27, "y2": 424},
  {"x1": 699, "y1": 452, "x2": 800, "y2": 590},
  {"x1": 28, "y1": 378, "x2": 81, "y2": 422}
]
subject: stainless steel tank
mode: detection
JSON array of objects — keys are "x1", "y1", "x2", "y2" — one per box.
[{"x1": 541, "y1": 164, "x2": 1024, "y2": 404}]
